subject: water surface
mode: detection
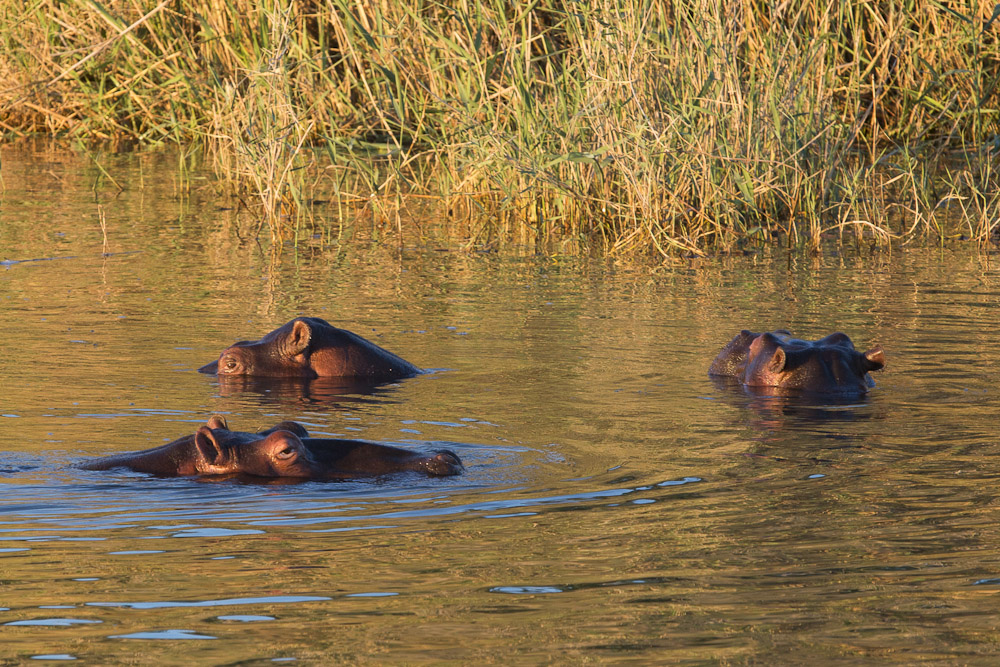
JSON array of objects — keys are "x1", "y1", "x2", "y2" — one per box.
[{"x1": 3, "y1": 145, "x2": 1000, "y2": 663}]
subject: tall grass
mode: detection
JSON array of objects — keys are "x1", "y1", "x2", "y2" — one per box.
[
  {"x1": 1, "y1": 0, "x2": 997, "y2": 255},
  {"x1": 207, "y1": 3, "x2": 314, "y2": 242}
]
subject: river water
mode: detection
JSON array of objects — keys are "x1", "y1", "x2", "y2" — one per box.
[{"x1": 3, "y1": 145, "x2": 1000, "y2": 663}]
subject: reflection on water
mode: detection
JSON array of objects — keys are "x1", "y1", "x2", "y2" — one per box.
[
  {"x1": 90, "y1": 596, "x2": 332, "y2": 609},
  {"x1": 5, "y1": 145, "x2": 1000, "y2": 661},
  {"x1": 6, "y1": 619, "x2": 102, "y2": 627},
  {"x1": 210, "y1": 374, "x2": 405, "y2": 406}
]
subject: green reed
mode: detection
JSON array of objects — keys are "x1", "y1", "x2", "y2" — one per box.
[
  {"x1": 1, "y1": 0, "x2": 997, "y2": 255},
  {"x1": 206, "y1": 3, "x2": 314, "y2": 242}
]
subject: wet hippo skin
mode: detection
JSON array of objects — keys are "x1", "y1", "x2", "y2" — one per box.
[
  {"x1": 78, "y1": 416, "x2": 315, "y2": 478},
  {"x1": 258, "y1": 419, "x2": 464, "y2": 478},
  {"x1": 298, "y1": 436, "x2": 463, "y2": 478},
  {"x1": 79, "y1": 416, "x2": 464, "y2": 479},
  {"x1": 199, "y1": 317, "x2": 421, "y2": 380},
  {"x1": 709, "y1": 330, "x2": 885, "y2": 394}
]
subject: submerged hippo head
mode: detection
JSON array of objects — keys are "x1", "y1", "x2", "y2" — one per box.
[
  {"x1": 709, "y1": 330, "x2": 885, "y2": 395},
  {"x1": 79, "y1": 415, "x2": 320, "y2": 478},
  {"x1": 254, "y1": 420, "x2": 464, "y2": 478},
  {"x1": 412, "y1": 450, "x2": 464, "y2": 477},
  {"x1": 81, "y1": 417, "x2": 464, "y2": 480},
  {"x1": 191, "y1": 416, "x2": 318, "y2": 478},
  {"x1": 199, "y1": 317, "x2": 421, "y2": 381}
]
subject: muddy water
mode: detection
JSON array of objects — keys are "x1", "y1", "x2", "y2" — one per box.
[{"x1": 3, "y1": 146, "x2": 1000, "y2": 663}]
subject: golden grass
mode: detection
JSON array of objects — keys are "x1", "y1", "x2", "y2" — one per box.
[{"x1": 1, "y1": 0, "x2": 997, "y2": 255}]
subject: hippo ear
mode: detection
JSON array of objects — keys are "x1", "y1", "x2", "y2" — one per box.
[
  {"x1": 206, "y1": 415, "x2": 229, "y2": 430},
  {"x1": 863, "y1": 345, "x2": 885, "y2": 371},
  {"x1": 285, "y1": 319, "x2": 312, "y2": 356},
  {"x1": 767, "y1": 346, "x2": 787, "y2": 373},
  {"x1": 193, "y1": 426, "x2": 227, "y2": 470}
]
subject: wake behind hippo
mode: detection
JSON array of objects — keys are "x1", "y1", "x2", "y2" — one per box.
[
  {"x1": 199, "y1": 317, "x2": 420, "y2": 381},
  {"x1": 79, "y1": 416, "x2": 463, "y2": 480},
  {"x1": 709, "y1": 330, "x2": 885, "y2": 395}
]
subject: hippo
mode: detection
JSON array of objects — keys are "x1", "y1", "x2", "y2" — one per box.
[
  {"x1": 79, "y1": 416, "x2": 464, "y2": 479},
  {"x1": 199, "y1": 317, "x2": 420, "y2": 381},
  {"x1": 297, "y1": 431, "x2": 464, "y2": 478},
  {"x1": 78, "y1": 416, "x2": 315, "y2": 478},
  {"x1": 709, "y1": 330, "x2": 885, "y2": 395}
]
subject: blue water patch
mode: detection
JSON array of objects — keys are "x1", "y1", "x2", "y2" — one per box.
[
  {"x1": 31, "y1": 653, "x2": 76, "y2": 660},
  {"x1": 110, "y1": 629, "x2": 216, "y2": 640},
  {"x1": 490, "y1": 586, "x2": 564, "y2": 595},
  {"x1": 6, "y1": 618, "x2": 101, "y2": 627},
  {"x1": 216, "y1": 615, "x2": 275, "y2": 622},
  {"x1": 87, "y1": 595, "x2": 330, "y2": 609},
  {"x1": 31, "y1": 655, "x2": 77, "y2": 661}
]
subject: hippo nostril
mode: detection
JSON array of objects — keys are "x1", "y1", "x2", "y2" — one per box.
[{"x1": 426, "y1": 450, "x2": 463, "y2": 475}]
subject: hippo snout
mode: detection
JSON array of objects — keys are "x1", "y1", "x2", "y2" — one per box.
[{"x1": 421, "y1": 450, "x2": 464, "y2": 476}]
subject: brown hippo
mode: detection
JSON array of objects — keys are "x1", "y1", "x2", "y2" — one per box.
[
  {"x1": 78, "y1": 416, "x2": 316, "y2": 478},
  {"x1": 198, "y1": 317, "x2": 420, "y2": 381},
  {"x1": 80, "y1": 416, "x2": 464, "y2": 479},
  {"x1": 709, "y1": 330, "x2": 885, "y2": 394},
  {"x1": 297, "y1": 432, "x2": 464, "y2": 478}
]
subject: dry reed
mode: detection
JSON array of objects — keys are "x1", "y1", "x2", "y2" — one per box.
[{"x1": 1, "y1": 0, "x2": 997, "y2": 255}]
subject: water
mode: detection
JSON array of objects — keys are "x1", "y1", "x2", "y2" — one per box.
[{"x1": 3, "y1": 145, "x2": 1000, "y2": 663}]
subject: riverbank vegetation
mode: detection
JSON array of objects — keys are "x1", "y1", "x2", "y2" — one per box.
[{"x1": 1, "y1": 0, "x2": 998, "y2": 255}]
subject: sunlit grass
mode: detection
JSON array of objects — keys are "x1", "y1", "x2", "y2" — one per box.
[
  {"x1": 206, "y1": 3, "x2": 313, "y2": 243},
  {"x1": 1, "y1": 0, "x2": 997, "y2": 255}
]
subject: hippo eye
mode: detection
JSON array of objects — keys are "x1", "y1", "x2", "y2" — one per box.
[
  {"x1": 275, "y1": 447, "x2": 296, "y2": 460},
  {"x1": 222, "y1": 357, "x2": 239, "y2": 371}
]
